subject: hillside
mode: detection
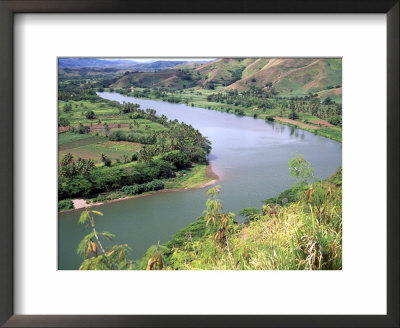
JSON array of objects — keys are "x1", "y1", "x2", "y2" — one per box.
[
  {"x1": 110, "y1": 58, "x2": 342, "y2": 97},
  {"x1": 137, "y1": 166, "x2": 342, "y2": 270},
  {"x1": 226, "y1": 58, "x2": 342, "y2": 95},
  {"x1": 194, "y1": 58, "x2": 257, "y2": 86}
]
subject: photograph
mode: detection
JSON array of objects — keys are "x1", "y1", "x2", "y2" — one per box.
[{"x1": 58, "y1": 57, "x2": 342, "y2": 270}]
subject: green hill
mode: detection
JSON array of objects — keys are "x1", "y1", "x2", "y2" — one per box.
[
  {"x1": 110, "y1": 58, "x2": 342, "y2": 98},
  {"x1": 226, "y1": 58, "x2": 342, "y2": 96}
]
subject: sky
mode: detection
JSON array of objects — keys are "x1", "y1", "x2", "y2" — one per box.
[{"x1": 103, "y1": 58, "x2": 215, "y2": 63}]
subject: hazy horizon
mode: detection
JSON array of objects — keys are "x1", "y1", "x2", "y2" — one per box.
[{"x1": 100, "y1": 58, "x2": 215, "y2": 63}]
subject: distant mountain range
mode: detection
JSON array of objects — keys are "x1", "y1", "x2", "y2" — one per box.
[
  {"x1": 110, "y1": 58, "x2": 342, "y2": 97},
  {"x1": 58, "y1": 58, "x2": 212, "y2": 72},
  {"x1": 58, "y1": 58, "x2": 140, "y2": 68}
]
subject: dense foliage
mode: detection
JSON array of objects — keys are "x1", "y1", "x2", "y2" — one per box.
[
  {"x1": 121, "y1": 180, "x2": 164, "y2": 195},
  {"x1": 206, "y1": 88, "x2": 342, "y2": 121}
]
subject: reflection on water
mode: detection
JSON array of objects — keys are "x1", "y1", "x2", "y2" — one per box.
[{"x1": 58, "y1": 93, "x2": 342, "y2": 269}]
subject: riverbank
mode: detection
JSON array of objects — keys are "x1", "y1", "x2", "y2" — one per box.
[
  {"x1": 137, "y1": 166, "x2": 343, "y2": 270},
  {"x1": 59, "y1": 163, "x2": 218, "y2": 212}
]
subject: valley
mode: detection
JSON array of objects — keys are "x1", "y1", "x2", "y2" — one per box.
[{"x1": 58, "y1": 58, "x2": 342, "y2": 270}]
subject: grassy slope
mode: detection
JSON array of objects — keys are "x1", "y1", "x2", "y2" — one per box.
[
  {"x1": 141, "y1": 167, "x2": 342, "y2": 270},
  {"x1": 226, "y1": 58, "x2": 342, "y2": 96}
]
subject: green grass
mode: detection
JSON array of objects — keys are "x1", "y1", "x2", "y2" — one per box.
[
  {"x1": 58, "y1": 135, "x2": 107, "y2": 152},
  {"x1": 273, "y1": 79, "x2": 305, "y2": 96},
  {"x1": 317, "y1": 88, "x2": 342, "y2": 104},
  {"x1": 163, "y1": 164, "x2": 212, "y2": 189},
  {"x1": 58, "y1": 132, "x2": 93, "y2": 145},
  {"x1": 316, "y1": 127, "x2": 342, "y2": 142},
  {"x1": 58, "y1": 99, "x2": 167, "y2": 163},
  {"x1": 149, "y1": 167, "x2": 342, "y2": 270},
  {"x1": 60, "y1": 141, "x2": 140, "y2": 163}
]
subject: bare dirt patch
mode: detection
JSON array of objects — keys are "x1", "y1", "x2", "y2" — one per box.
[
  {"x1": 206, "y1": 165, "x2": 219, "y2": 180},
  {"x1": 90, "y1": 123, "x2": 129, "y2": 131},
  {"x1": 309, "y1": 120, "x2": 334, "y2": 127},
  {"x1": 318, "y1": 87, "x2": 342, "y2": 97},
  {"x1": 273, "y1": 117, "x2": 319, "y2": 130},
  {"x1": 102, "y1": 140, "x2": 140, "y2": 147},
  {"x1": 72, "y1": 199, "x2": 88, "y2": 209},
  {"x1": 58, "y1": 126, "x2": 70, "y2": 133}
]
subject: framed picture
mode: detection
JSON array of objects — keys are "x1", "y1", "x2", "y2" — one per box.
[{"x1": 1, "y1": 0, "x2": 398, "y2": 327}]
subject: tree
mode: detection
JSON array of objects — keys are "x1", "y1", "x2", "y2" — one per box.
[
  {"x1": 103, "y1": 122, "x2": 110, "y2": 137},
  {"x1": 77, "y1": 123, "x2": 90, "y2": 134},
  {"x1": 100, "y1": 153, "x2": 111, "y2": 166},
  {"x1": 288, "y1": 108, "x2": 299, "y2": 120},
  {"x1": 59, "y1": 154, "x2": 95, "y2": 178},
  {"x1": 63, "y1": 103, "x2": 72, "y2": 113},
  {"x1": 288, "y1": 154, "x2": 314, "y2": 185},
  {"x1": 138, "y1": 145, "x2": 154, "y2": 165},
  {"x1": 323, "y1": 96, "x2": 333, "y2": 105},
  {"x1": 85, "y1": 110, "x2": 95, "y2": 119},
  {"x1": 58, "y1": 117, "x2": 70, "y2": 127},
  {"x1": 77, "y1": 209, "x2": 133, "y2": 270},
  {"x1": 203, "y1": 185, "x2": 235, "y2": 243}
]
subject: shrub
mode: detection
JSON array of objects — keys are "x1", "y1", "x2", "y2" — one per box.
[
  {"x1": 239, "y1": 207, "x2": 262, "y2": 221},
  {"x1": 63, "y1": 103, "x2": 72, "y2": 113},
  {"x1": 58, "y1": 175, "x2": 93, "y2": 199},
  {"x1": 328, "y1": 116, "x2": 342, "y2": 126},
  {"x1": 152, "y1": 160, "x2": 176, "y2": 178},
  {"x1": 131, "y1": 152, "x2": 139, "y2": 161},
  {"x1": 77, "y1": 124, "x2": 91, "y2": 134},
  {"x1": 288, "y1": 111, "x2": 299, "y2": 120},
  {"x1": 234, "y1": 108, "x2": 245, "y2": 116},
  {"x1": 58, "y1": 199, "x2": 73, "y2": 211},
  {"x1": 161, "y1": 151, "x2": 191, "y2": 169},
  {"x1": 85, "y1": 110, "x2": 95, "y2": 119},
  {"x1": 121, "y1": 180, "x2": 164, "y2": 196},
  {"x1": 58, "y1": 117, "x2": 70, "y2": 127},
  {"x1": 109, "y1": 130, "x2": 126, "y2": 141}
]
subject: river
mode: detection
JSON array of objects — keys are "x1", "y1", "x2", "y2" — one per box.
[{"x1": 58, "y1": 92, "x2": 342, "y2": 269}]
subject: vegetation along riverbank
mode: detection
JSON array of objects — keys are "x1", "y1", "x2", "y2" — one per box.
[
  {"x1": 76, "y1": 158, "x2": 342, "y2": 270},
  {"x1": 58, "y1": 90, "x2": 214, "y2": 211}
]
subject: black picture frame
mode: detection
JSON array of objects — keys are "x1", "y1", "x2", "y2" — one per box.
[{"x1": 0, "y1": 1, "x2": 398, "y2": 327}]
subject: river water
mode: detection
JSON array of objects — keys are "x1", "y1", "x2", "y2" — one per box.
[{"x1": 58, "y1": 92, "x2": 342, "y2": 269}]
